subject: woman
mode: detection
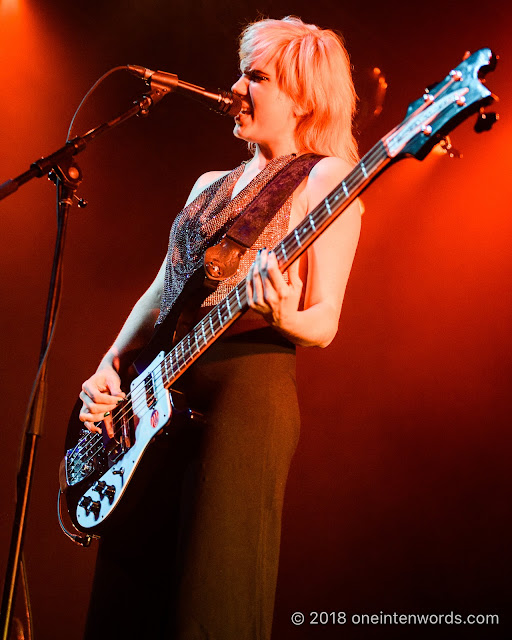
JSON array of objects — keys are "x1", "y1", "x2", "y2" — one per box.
[{"x1": 79, "y1": 16, "x2": 361, "y2": 640}]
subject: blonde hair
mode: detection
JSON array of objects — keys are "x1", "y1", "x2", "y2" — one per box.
[{"x1": 239, "y1": 16, "x2": 358, "y2": 164}]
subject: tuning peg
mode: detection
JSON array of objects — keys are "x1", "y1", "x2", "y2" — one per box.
[
  {"x1": 438, "y1": 136, "x2": 463, "y2": 159},
  {"x1": 73, "y1": 194, "x2": 88, "y2": 208},
  {"x1": 474, "y1": 110, "x2": 499, "y2": 133}
]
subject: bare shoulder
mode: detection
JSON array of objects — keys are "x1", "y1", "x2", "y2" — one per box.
[
  {"x1": 185, "y1": 169, "x2": 231, "y2": 206},
  {"x1": 307, "y1": 156, "x2": 352, "y2": 197},
  {"x1": 305, "y1": 156, "x2": 362, "y2": 217}
]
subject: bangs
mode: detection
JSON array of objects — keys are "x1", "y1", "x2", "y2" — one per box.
[{"x1": 239, "y1": 29, "x2": 288, "y2": 76}]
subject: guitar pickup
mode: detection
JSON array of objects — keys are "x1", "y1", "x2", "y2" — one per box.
[
  {"x1": 107, "y1": 412, "x2": 134, "y2": 464},
  {"x1": 144, "y1": 372, "x2": 157, "y2": 409},
  {"x1": 121, "y1": 418, "x2": 131, "y2": 450}
]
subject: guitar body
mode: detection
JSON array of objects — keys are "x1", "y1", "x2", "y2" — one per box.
[
  {"x1": 61, "y1": 269, "x2": 209, "y2": 536},
  {"x1": 60, "y1": 48, "x2": 498, "y2": 539}
]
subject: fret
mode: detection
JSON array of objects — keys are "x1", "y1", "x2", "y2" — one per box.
[
  {"x1": 156, "y1": 142, "x2": 394, "y2": 392},
  {"x1": 139, "y1": 44, "x2": 494, "y2": 404},
  {"x1": 235, "y1": 286, "x2": 242, "y2": 310},
  {"x1": 217, "y1": 305, "x2": 224, "y2": 328},
  {"x1": 223, "y1": 300, "x2": 230, "y2": 323}
]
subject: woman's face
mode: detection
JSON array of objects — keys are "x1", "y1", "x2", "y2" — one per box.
[{"x1": 231, "y1": 60, "x2": 298, "y2": 154}]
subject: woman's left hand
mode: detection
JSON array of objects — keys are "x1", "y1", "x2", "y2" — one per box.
[{"x1": 246, "y1": 248, "x2": 303, "y2": 329}]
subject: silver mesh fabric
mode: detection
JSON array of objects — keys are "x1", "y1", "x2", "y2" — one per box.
[{"x1": 155, "y1": 155, "x2": 296, "y2": 326}]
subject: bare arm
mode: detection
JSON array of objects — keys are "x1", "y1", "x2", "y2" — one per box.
[
  {"x1": 96, "y1": 259, "x2": 166, "y2": 373},
  {"x1": 79, "y1": 169, "x2": 228, "y2": 433},
  {"x1": 247, "y1": 156, "x2": 361, "y2": 348},
  {"x1": 79, "y1": 259, "x2": 166, "y2": 433},
  {"x1": 90, "y1": 171, "x2": 228, "y2": 373}
]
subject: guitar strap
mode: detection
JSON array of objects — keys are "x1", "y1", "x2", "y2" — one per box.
[
  {"x1": 203, "y1": 153, "x2": 324, "y2": 282},
  {"x1": 171, "y1": 153, "x2": 324, "y2": 345}
]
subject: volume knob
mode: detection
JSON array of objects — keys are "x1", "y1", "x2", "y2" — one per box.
[
  {"x1": 104, "y1": 485, "x2": 116, "y2": 501},
  {"x1": 79, "y1": 496, "x2": 92, "y2": 511},
  {"x1": 93, "y1": 480, "x2": 106, "y2": 495},
  {"x1": 90, "y1": 501, "x2": 101, "y2": 518}
]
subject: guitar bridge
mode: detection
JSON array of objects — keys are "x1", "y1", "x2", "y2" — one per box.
[{"x1": 64, "y1": 429, "x2": 107, "y2": 487}]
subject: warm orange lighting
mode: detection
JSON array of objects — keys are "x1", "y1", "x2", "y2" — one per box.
[
  {"x1": 1, "y1": 0, "x2": 20, "y2": 15},
  {"x1": 0, "y1": 0, "x2": 78, "y2": 176}
]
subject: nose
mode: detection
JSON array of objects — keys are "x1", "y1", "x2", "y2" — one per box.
[{"x1": 231, "y1": 74, "x2": 249, "y2": 95}]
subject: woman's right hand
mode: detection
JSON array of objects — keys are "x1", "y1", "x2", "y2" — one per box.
[{"x1": 79, "y1": 365, "x2": 125, "y2": 437}]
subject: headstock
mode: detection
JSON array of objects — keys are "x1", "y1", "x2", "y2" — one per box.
[{"x1": 384, "y1": 48, "x2": 498, "y2": 161}]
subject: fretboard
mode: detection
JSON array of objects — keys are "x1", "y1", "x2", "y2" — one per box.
[
  {"x1": 160, "y1": 281, "x2": 248, "y2": 387},
  {"x1": 159, "y1": 139, "x2": 392, "y2": 388}
]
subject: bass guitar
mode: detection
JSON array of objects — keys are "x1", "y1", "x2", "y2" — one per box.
[{"x1": 59, "y1": 48, "x2": 498, "y2": 540}]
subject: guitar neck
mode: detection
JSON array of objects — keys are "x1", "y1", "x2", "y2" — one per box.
[
  {"x1": 160, "y1": 140, "x2": 392, "y2": 388},
  {"x1": 159, "y1": 281, "x2": 248, "y2": 387},
  {"x1": 275, "y1": 141, "x2": 391, "y2": 272}
]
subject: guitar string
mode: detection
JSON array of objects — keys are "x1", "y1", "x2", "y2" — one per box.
[
  {"x1": 68, "y1": 146, "x2": 392, "y2": 476},
  {"x1": 80, "y1": 68, "x2": 461, "y2": 451},
  {"x1": 68, "y1": 285, "x2": 250, "y2": 474},
  {"x1": 68, "y1": 137, "x2": 396, "y2": 473},
  {"x1": 69, "y1": 77, "x2": 453, "y2": 473}
]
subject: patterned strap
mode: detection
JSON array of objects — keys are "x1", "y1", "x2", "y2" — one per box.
[{"x1": 203, "y1": 153, "x2": 324, "y2": 281}]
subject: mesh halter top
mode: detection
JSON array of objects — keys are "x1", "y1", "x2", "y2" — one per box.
[{"x1": 156, "y1": 154, "x2": 297, "y2": 327}]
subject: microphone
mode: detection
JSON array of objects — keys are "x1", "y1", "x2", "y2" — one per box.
[{"x1": 127, "y1": 65, "x2": 242, "y2": 117}]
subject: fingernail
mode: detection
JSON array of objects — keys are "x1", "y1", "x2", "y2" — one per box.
[{"x1": 104, "y1": 411, "x2": 111, "y2": 417}]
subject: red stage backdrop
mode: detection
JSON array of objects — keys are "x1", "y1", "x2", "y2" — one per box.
[{"x1": 0, "y1": 1, "x2": 510, "y2": 638}]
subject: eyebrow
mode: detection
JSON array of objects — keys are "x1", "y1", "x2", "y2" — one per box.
[{"x1": 242, "y1": 67, "x2": 271, "y2": 80}]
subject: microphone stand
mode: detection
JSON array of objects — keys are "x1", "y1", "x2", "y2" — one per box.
[{"x1": 0, "y1": 86, "x2": 168, "y2": 640}]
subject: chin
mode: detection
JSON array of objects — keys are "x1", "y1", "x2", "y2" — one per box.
[{"x1": 233, "y1": 125, "x2": 251, "y2": 143}]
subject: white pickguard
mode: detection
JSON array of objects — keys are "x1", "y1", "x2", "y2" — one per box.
[{"x1": 76, "y1": 352, "x2": 172, "y2": 529}]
